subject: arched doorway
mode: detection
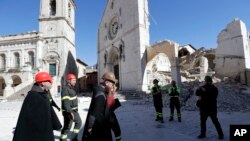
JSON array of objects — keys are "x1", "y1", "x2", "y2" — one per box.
[
  {"x1": 146, "y1": 53, "x2": 172, "y2": 87},
  {"x1": 0, "y1": 77, "x2": 6, "y2": 96},
  {"x1": 11, "y1": 75, "x2": 22, "y2": 87},
  {"x1": 146, "y1": 40, "x2": 181, "y2": 89},
  {"x1": 109, "y1": 47, "x2": 120, "y2": 89}
]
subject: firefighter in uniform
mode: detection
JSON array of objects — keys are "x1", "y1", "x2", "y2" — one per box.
[
  {"x1": 196, "y1": 76, "x2": 224, "y2": 139},
  {"x1": 168, "y1": 80, "x2": 182, "y2": 122},
  {"x1": 60, "y1": 74, "x2": 82, "y2": 141},
  {"x1": 151, "y1": 79, "x2": 164, "y2": 123}
]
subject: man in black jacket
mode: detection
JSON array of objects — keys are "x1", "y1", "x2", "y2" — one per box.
[
  {"x1": 82, "y1": 72, "x2": 121, "y2": 141},
  {"x1": 13, "y1": 71, "x2": 62, "y2": 141},
  {"x1": 60, "y1": 74, "x2": 82, "y2": 141},
  {"x1": 196, "y1": 76, "x2": 224, "y2": 140}
]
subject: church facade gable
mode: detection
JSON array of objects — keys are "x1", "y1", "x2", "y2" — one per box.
[{"x1": 98, "y1": 0, "x2": 150, "y2": 91}]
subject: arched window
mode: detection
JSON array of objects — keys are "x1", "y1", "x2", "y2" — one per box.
[
  {"x1": 50, "y1": 0, "x2": 56, "y2": 16},
  {"x1": 14, "y1": 52, "x2": 20, "y2": 68},
  {"x1": 0, "y1": 54, "x2": 6, "y2": 70},
  {"x1": 28, "y1": 51, "x2": 35, "y2": 68}
]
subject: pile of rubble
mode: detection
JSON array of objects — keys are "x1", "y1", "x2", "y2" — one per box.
[
  {"x1": 139, "y1": 78, "x2": 250, "y2": 113},
  {"x1": 181, "y1": 82, "x2": 250, "y2": 112}
]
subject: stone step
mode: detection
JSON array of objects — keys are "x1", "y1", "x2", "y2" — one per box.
[
  {"x1": 116, "y1": 91, "x2": 142, "y2": 100},
  {"x1": 6, "y1": 84, "x2": 33, "y2": 101}
]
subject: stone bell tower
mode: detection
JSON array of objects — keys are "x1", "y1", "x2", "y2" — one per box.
[{"x1": 39, "y1": 0, "x2": 77, "y2": 93}]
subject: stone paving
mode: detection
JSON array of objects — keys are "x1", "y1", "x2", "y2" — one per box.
[{"x1": 1, "y1": 97, "x2": 250, "y2": 141}]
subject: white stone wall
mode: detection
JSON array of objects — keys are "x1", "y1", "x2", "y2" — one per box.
[
  {"x1": 149, "y1": 53, "x2": 171, "y2": 72},
  {"x1": 98, "y1": 0, "x2": 150, "y2": 91},
  {"x1": 215, "y1": 19, "x2": 250, "y2": 79},
  {"x1": 76, "y1": 63, "x2": 87, "y2": 78},
  {"x1": 145, "y1": 53, "x2": 171, "y2": 92},
  {"x1": 0, "y1": 0, "x2": 77, "y2": 97},
  {"x1": 0, "y1": 33, "x2": 38, "y2": 70}
]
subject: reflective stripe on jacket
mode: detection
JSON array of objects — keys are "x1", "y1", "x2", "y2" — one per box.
[
  {"x1": 168, "y1": 87, "x2": 181, "y2": 98},
  {"x1": 61, "y1": 85, "x2": 78, "y2": 113}
]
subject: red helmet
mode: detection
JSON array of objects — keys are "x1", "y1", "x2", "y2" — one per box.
[
  {"x1": 35, "y1": 72, "x2": 53, "y2": 83},
  {"x1": 66, "y1": 73, "x2": 76, "y2": 80}
]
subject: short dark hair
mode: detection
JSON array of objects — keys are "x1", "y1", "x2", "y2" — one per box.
[
  {"x1": 153, "y1": 79, "x2": 159, "y2": 84},
  {"x1": 204, "y1": 76, "x2": 212, "y2": 83}
]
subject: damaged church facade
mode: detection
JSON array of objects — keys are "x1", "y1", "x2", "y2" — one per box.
[
  {"x1": 98, "y1": 0, "x2": 250, "y2": 93},
  {"x1": 215, "y1": 19, "x2": 250, "y2": 84}
]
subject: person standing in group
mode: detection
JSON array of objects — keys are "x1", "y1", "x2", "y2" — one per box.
[
  {"x1": 13, "y1": 71, "x2": 62, "y2": 141},
  {"x1": 82, "y1": 72, "x2": 121, "y2": 141},
  {"x1": 60, "y1": 74, "x2": 82, "y2": 141},
  {"x1": 151, "y1": 79, "x2": 164, "y2": 123},
  {"x1": 168, "y1": 80, "x2": 182, "y2": 122},
  {"x1": 196, "y1": 76, "x2": 224, "y2": 140}
]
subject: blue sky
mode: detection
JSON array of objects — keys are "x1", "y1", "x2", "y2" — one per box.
[{"x1": 0, "y1": 0, "x2": 249, "y2": 66}]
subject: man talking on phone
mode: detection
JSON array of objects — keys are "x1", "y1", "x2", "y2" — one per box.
[{"x1": 82, "y1": 72, "x2": 121, "y2": 141}]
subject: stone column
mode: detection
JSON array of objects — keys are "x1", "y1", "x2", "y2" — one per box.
[
  {"x1": 6, "y1": 51, "x2": 11, "y2": 70},
  {"x1": 36, "y1": 40, "x2": 43, "y2": 69},
  {"x1": 21, "y1": 49, "x2": 25, "y2": 67},
  {"x1": 171, "y1": 57, "x2": 182, "y2": 87},
  {"x1": 3, "y1": 77, "x2": 14, "y2": 98}
]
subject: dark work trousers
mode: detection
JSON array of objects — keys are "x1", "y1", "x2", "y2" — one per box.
[
  {"x1": 61, "y1": 111, "x2": 82, "y2": 140},
  {"x1": 200, "y1": 110, "x2": 224, "y2": 136},
  {"x1": 110, "y1": 112, "x2": 121, "y2": 139},
  {"x1": 153, "y1": 99, "x2": 163, "y2": 120},
  {"x1": 169, "y1": 98, "x2": 181, "y2": 118}
]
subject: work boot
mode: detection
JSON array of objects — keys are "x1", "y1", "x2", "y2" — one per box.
[
  {"x1": 197, "y1": 134, "x2": 206, "y2": 139},
  {"x1": 71, "y1": 138, "x2": 78, "y2": 141},
  {"x1": 178, "y1": 117, "x2": 181, "y2": 122},
  {"x1": 60, "y1": 134, "x2": 67, "y2": 141},
  {"x1": 218, "y1": 135, "x2": 224, "y2": 140},
  {"x1": 71, "y1": 133, "x2": 78, "y2": 141},
  {"x1": 115, "y1": 136, "x2": 122, "y2": 141},
  {"x1": 169, "y1": 117, "x2": 173, "y2": 121}
]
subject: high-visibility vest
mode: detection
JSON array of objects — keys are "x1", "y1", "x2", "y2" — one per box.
[{"x1": 168, "y1": 87, "x2": 181, "y2": 98}]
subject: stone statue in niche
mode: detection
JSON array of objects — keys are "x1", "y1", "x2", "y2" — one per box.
[
  {"x1": 119, "y1": 39, "x2": 125, "y2": 61},
  {"x1": 104, "y1": 50, "x2": 108, "y2": 67}
]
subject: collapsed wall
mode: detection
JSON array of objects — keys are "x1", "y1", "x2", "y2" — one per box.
[{"x1": 215, "y1": 19, "x2": 250, "y2": 82}]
